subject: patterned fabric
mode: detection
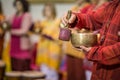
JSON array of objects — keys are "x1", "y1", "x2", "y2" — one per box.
[
  {"x1": 73, "y1": 0, "x2": 120, "y2": 79},
  {"x1": 11, "y1": 57, "x2": 30, "y2": 71}
]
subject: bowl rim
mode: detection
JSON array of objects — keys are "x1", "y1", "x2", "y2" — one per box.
[{"x1": 71, "y1": 32, "x2": 97, "y2": 35}]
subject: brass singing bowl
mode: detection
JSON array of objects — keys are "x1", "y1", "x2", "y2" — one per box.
[{"x1": 71, "y1": 32, "x2": 98, "y2": 47}]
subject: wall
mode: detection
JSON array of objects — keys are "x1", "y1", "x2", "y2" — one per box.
[{"x1": 1, "y1": 0, "x2": 74, "y2": 21}]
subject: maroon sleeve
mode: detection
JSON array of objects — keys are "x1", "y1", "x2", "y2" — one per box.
[
  {"x1": 72, "y1": 5, "x2": 106, "y2": 31},
  {"x1": 87, "y1": 42, "x2": 120, "y2": 65}
]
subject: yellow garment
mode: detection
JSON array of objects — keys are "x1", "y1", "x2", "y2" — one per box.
[
  {"x1": 36, "y1": 19, "x2": 62, "y2": 70},
  {"x1": 41, "y1": 19, "x2": 60, "y2": 40},
  {"x1": 0, "y1": 14, "x2": 11, "y2": 72},
  {"x1": 2, "y1": 42, "x2": 11, "y2": 72},
  {"x1": 65, "y1": 41, "x2": 85, "y2": 59},
  {"x1": 71, "y1": 5, "x2": 80, "y2": 12}
]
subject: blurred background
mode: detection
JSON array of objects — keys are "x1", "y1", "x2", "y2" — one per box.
[{"x1": 1, "y1": 0, "x2": 73, "y2": 20}]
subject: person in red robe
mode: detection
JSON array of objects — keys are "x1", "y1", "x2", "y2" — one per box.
[{"x1": 62, "y1": 0, "x2": 120, "y2": 80}]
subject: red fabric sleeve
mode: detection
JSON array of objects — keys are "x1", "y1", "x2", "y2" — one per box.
[
  {"x1": 87, "y1": 42, "x2": 120, "y2": 65},
  {"x1": 73, "y1": 5, "x2": 106, "y2": 31}
]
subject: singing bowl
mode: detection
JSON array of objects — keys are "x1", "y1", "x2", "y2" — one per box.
[{"x1": 71, "y1": 32, "x2": 97, "y2": 47}]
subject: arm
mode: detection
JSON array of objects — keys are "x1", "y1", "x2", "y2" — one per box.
[
  {"x1": 73, "y1": 5, "x2": 106, "y2": 31},
  {"x1": 11, "y1": 13, "x2": 32, "y2": 36},
  {"x1": 87, "y1": 42, "x2": 120, "y2": 65}
]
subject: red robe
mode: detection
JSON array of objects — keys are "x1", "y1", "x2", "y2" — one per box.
[{"x1": 73, "y1": 0, "x2": 120, "y2": 80}]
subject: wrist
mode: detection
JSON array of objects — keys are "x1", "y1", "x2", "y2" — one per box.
[{"x1": 70, "y1": 17, "x2": 78, "y2": 28}]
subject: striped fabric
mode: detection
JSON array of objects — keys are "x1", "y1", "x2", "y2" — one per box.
[{"x1": 72, "y1": 0, "x2": 120, "y2": 80}]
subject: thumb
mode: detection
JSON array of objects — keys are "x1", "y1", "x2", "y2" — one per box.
[
  {"x1": 80, "y1": 46, "x2": 88, "y2": 51},
  {"x1": 68, "y1": 13, "x2": 77, "y2": 24}
]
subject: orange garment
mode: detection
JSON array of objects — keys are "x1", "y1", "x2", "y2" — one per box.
[{"x1": 0, "y1": 14, "x2": 4, "y2": 22}]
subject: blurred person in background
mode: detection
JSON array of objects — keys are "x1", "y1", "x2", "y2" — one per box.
[
  {"x1": 35, "y1": 3, "x2": 62, "y2": 80},
  {"x1": 7, "y1": 0, "x2": 32, "y2": 71},
  {"x1": 0, "y1": 0, "x2": 5, "y2": 59}
]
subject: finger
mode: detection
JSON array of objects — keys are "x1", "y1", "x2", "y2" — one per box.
[
  {"x1": 118, "y1": 31, "x2": 120, "y2": 36},
  {"x1": 80, "y1": 46, "x2": 88, "y2": 51},
  {"x1": 93, "y1": 30, "x2": 100, "y2": 34},
  {"x1": 63, "y1": 13, "x2": 69, "y2": 23},
  {"x1": 68, "y1": 14, "x2": 76, "y2": 24},
  {"x1": 77, "y1": 48, "x2": 83, "y2": 51},
  {"x1": 61, "y1": 13, "x2": 69, "y2": 27},
  {"x1": 61, "y1": 17, "x2": 67, "y2": 27},
  {"x1": 80, "y1": 46, "x2": 92, "y2": 52},
  {"x1": 72, "y1": 46, "x2": 83, "y2": 51}
]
